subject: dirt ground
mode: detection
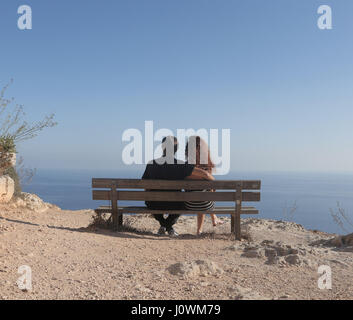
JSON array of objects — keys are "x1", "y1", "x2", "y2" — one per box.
[{"x1": 0, "y1": 206, "x2": 352, "y2": 300}]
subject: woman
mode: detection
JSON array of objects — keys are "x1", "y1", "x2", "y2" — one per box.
[{"x1": 185, "y1": 136, "x2": 224, "y2": 235}]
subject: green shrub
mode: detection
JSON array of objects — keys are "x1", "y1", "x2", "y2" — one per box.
[{"x1": 0, "y1": 137, "x2": 16, "y2": 153}]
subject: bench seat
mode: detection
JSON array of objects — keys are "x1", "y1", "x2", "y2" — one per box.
[{"x1": 95, "y1": 205, "x2": 259, "y2": 215}]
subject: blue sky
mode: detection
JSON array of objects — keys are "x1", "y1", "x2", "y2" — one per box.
[{"x1": 0, "y1": 0, "x2": 352, "y2": 173}]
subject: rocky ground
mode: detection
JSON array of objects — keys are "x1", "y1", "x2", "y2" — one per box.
[{"x1": 0, "y1": 196, "x2": 352, "y2": 300}]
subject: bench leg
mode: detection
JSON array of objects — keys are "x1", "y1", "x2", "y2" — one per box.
[
  {"x1": 231, "y1": 214, "x2": 235, "y2": 233},
  {"x1": 111, "y1": 184, "x2": 118, "y2": 231},
  {"x1": 234, "y1": 209, "x2": 241, "y2": 241},
  {"x1": 112, "y1": 212, "x2": 118, "y2": 231},
  {"x1": 234, "y1": 186, "x2": 242, "y2": 241},
  {"x1": 117, "y1": 211, "x2": 123, "y2": 231},
  {"x1": 111, "y1": 212, "x2": 124, "y2": 231}
]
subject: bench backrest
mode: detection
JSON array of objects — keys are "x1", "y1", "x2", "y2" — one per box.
[{"x1": 92, "y1": 179, "x2": 261, "y2": 202}]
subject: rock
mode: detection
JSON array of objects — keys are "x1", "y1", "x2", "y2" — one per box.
[
  {"x1": 167, "y1": 260, "x2": 223, "y2": 279},
  {"x1": 266, "y1": 243, "x2": 300, "y2": 256},
  {"x1": 17, "y1": 193, "x2": 50, "y2": 212},
  {"x1": 229, "y1": 285, "x2": 268, "y2": 300},
  {"x1": 224, "y1": 244, "x2": 241, "y2": 251},
  {"x1": 302, "y1": 258, "x2": 314, "y2": 267},
  {"x1": 0, "y1": 175, "x2": 15, "y2": 203},
  {"x1": 200, "y1": 281, "x2": 210, "y2": 287},
  {"x1": 261, "y1": 240, "x2": 274, "y2": 246},
  {"x1": 265, "y1": 255, "x2": 282, "y2": 265},
  {"x1": 262, "y1": 242, "x2": 307, "y2": 266},
  {"x1": 135, "y1": 284, "x2": 152, "y2": 293},
  {"x1": 284, "y1": 254, "x2": 302, "y2": 266},
  {"x1": 241, "y1": 246, "x2": 264, "y2": 258},
  {"x1": 265, "y1": 248, "x2": 277, "y2": 258},
  {"x1": 327, "y1": 233, "x2": 353, "y2": 247}
]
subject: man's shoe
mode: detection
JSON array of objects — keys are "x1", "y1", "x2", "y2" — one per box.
[
  {"x1": 157, "y1": 226, "x2": 166, "y2": 235},
  {"x1": 167, "y1": 228, "x2": 179, "y2": 237}
]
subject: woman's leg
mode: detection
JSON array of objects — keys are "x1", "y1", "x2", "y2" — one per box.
[
  {"x1": 210, "y1": 213, "x2": 217, "y2": 226},
  {"x1": 197, "y1": 213, "x2": 205, "y2": 235},
  {"x1": 210, "y1": 214, "x2": 224, "y2": 227}
]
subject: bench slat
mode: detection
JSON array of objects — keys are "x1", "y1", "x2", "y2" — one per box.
[
  {"x1": 92, "y1": 179, "x2": 261, "y2": 190},
  {"x1": 94, "y1": 205, "x2": 259, "y2": 215},
  {"x1": 92, "y1": 190, "x2": 260, "y2": 202}
]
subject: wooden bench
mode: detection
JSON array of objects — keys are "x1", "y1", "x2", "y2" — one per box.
[{"x1": 92, "y1": 179, "x2": 261, "y2": 240}]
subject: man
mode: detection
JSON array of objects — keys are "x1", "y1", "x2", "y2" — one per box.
[{"x1": 142, "y1": 136, "x2": 213, "y2": 237}]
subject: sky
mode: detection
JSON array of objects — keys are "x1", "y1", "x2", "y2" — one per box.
[{"x1": 0, "y1": 0, "x2": 352, "y2": 173}]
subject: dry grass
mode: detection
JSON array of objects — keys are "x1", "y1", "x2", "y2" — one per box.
[
  {"x1": 88, "y1": 212, "x2": 156, "y2": 236},
  {"x1": 118, "y1": 217, "x2": 155, "y2": 236},
  {"x1": 88, "y1": 211, "x2": 112, "y2": 230},
  {"x1": 330, "y1": 201, "x2": 353, "y2": 234}
]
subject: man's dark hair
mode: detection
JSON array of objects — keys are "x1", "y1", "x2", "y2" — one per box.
[{"x1": 162, "y1": 136, "x2": 178, "y2": 156}]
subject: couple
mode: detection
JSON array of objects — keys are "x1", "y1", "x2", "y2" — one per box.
[{"x1": 142, "y1": 135, "x2": 224, "y2": 237}]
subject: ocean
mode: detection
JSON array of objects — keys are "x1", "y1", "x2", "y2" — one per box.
[{"x1": 22, "y1": 169, "x2": 353, "y2": 235}]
